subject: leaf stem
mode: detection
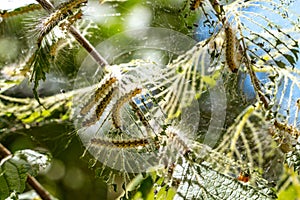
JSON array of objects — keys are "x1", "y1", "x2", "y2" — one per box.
[{"x1": 0, "y1": 143, "x2": 52, "y2": 200}]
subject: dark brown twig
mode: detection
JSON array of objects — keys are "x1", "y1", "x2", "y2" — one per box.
[
  {"x1": 0, "y1": 143, "x2": 11, "y2": 158},
  {"x1": 0, "y1": 143, "x2": 52, "y2": 200},
  {"x1": 26, "y1": 175, "x2": 52, "y2": 200}
]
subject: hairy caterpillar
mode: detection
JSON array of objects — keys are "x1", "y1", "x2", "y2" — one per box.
[
  {"x1": 129, "y1": 100, "x2": 151, "y2": 130},
  {"x1": 82, "y1": 88, "x2": 115, "y2": 127},
  {"x1": 37, "y1": 0, "x2": 87, "y2": 45},
  {"x1": 80, "y1": 77, "x2": 117, "y2": 116},
  {"x1": 165, "y1": 126, "x2": 191, "y2": 156},
  {"x1": 190, "y1": 0, "x2": 203, "y2": 11},
  {"x1": 112, "y1": 88, "x2": 142, "y2": 129},
  {"x1": 59, "y1": 10, "x2": 83, "y2": 31},
  {"x1": 49, "y1": 38, "x2": 68, "y2": 58},
  {"x1": 87, "y1": 135, "x2": 159, "y2": 181},
  {"x1": 225, "y1": 25, "x2": 239, "y2": 73},
  {"x1": 90, "y1": 137, "x2": 150, "y2": 149},
  {"x1": 0, "y1": 4, "x2": 41, "y2": 18},
  {"x1": 274, "y1": 120, "x2": 300, "y2": 138},
  {"x1": 56, "y1": 0, "x2": 87, "y2": 11}
]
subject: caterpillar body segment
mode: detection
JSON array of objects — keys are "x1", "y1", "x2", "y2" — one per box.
[
  {"x1": 157, "y1": 126, "x2": 194, "y2": 169},
  {"x1": 79, "y1": 76, "x2": 118, "y2": 116},
  {"x1": 37, "y1": 0, "x2": 87, "y2": 45},
  {"x1": 88, "y1": 135, "x2": 160, "y2": 175},
  {"x1": 225, "y1": 24, "x2": 239, "y2": 73},
  {"x1": 112, "y1": 88, "x2": 143, "y2": 129},
  {"x1": 129, "y1": 100, "x2": 152, "y2": 130},
  {"x1": 90, "y1": 137, "x2": 150, "y2": 149},
  {"x1": 190, "y1": 0, "x2": 204, "y2": 11},
  {"x1": 165, "y1": 126, "x2": 191, "y2": 156},
  {"x1": 0, "y1": 3, "x2": 42, "y2": 18},
  {"x1": 81, "y1": 87, "x2": 116, "y2": 127},
  {"x1": 56, "y1": 0, "x2": 87, "y2": 11},
  {"x1": 59, "y1": 9, "x2": 83, "y2": 30}
]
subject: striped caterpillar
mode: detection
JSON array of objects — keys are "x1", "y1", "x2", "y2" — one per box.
[
  {"x1": 129, "y1": 100, "x2": 151, "y2": 130},
  {"x1": 49, "y1": 38, "x2": 68, "y2": 58},
  {"x1": 165, "y1": 126, "x2": 191, "y2": 156},
  {"x1": 87, "y1": 135, "x2": 160, "y2": 181},
  {"x1": 59, "y1": 10, "x2": 83, "y2": 31},
  {"x1": 56, "y1": 0, "x2": 87, "y2": 11},
  {"x1": 37, "y1": 0, "x2": 87, "y2": 45},
  {"x1": 0, "y1": 4, "x2": 41, "y2": 18},
  {"x1": 225, "y1": 24, "x2": 239, "y2": 73},
  {"x1": 157, "y1": 126, "x2": 193, "y2": 178},
  {"x1": 90, "y1": 137, "x2": 150, "y2": 149},
  {"x1": 80, "y1": 76, "x2": 117, "y2": 116},
  {"x1": 112, "y1": 88, "x2": 142, "y2": 129},
  {"x1": 190, "y1": 0, "x2": 203, "y2": 11},
  {"x1": 82, "y1": 87, "x2": 116, "y2": 127}
]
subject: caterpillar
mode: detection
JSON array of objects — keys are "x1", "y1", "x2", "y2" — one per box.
[
  {"x1": 82, "y1": 88, "x2": 115, "y2": 127},
  {"x1": 59, "y1": 9, "x2": 83, "y2": 30},
  {"x1": 111, "y1": 88, "x2": 142, "y2": 129},
  {"x1": 165, "y1": 126, "x2": 191, "y2": 156},
  {"x1": 49, "y1": 38, "x2": 68, "y2": 58},
  {"x1": 88, "y1": 135, "x2": 159, "y2": 182},
  {"x1": 0, "y1": 4, "x2": 41, "y2": 18},
  {"x1": 274, "y1": 120, "x2": 300, "y2": 138},
  {"x1": 129, "y1": 100, "x2": 151, "y2": 129},
  {"x1": 190, "y1": 0, "x2": 203, "y2": 11},
  {"x1": 225, "y1": 24, "x2": 239, "y2": 73},
  {"x1": 80, "y1": 77, "x2": 117, "y2": 116},
  {"x1": 37, "y1": 0, "x2": 87, "y2": 45},
  {"x1": 90, "y1": 137, "x2": 150, "y2": 149},
  {"x1": 56, "y1": 0, "x2": 87, "y2": 11}
]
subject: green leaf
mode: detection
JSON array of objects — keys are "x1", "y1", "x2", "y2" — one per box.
[
  {"x1": 14, "y1": 150, "x2": 51, "y2": 176},
  {"x1": 0, "y1": 150, "x2": 51, "y2": 200},
  {"x1": 173, "y1": 162, "x2": 275, "y2": 199},
  {"x1": 0, "y1": 156, "x2": 29, "y2": 200},
  {"x1": 29, "y1": 46, "x2": 51, "y2": 106}
]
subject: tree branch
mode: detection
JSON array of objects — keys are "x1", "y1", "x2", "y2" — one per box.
[
  {"x1": 26, "y1": 175, "x2": 52, "y2": 200},
  {"x1": 0, "y1": 143, "x2": 52, "y2": 200}
]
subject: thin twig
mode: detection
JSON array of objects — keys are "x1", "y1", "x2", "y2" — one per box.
[
  {"x1": 69, "y1": 26, "x2": 108, "y2": 67},
  {"x1": 35, "y1": 0, "x2": 108, "y2": 67},
  {"x1": 0, "y1": 143, "x2": 11, "y2": 158},
  {"x1": 26, "y1": 175, "x2": 52, "y2": 200},
  {"x1": 0, "y1": 143, "x2": 52, "y2": 200}
]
